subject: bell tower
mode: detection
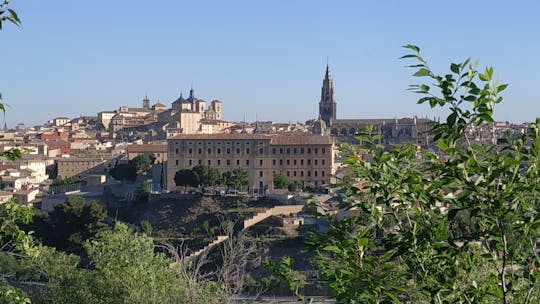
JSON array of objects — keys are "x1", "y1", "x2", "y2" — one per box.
[{"x1": 319, "y1": 64, "x2": 337, "y2": 126}]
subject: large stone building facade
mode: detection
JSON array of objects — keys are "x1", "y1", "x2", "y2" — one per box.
[
  {"x1": 317, "y1": 65, "x2": 433, "y2": 146},
  {"x1": 167, "y1": 134, "x2": 335, "y2": 191}
]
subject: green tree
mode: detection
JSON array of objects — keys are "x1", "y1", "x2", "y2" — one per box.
[
  {"x1": 131, "y1": 152, "x2": 156, "y2": 172},
  {"x1": 134, "y1": 180, "x2": 150, "y2": 203},
  {"x1": 174, "y1": 169, "x2": 198, "y2": 187},
  {"x1": 33, "y1": 197, "x2": 108, "y2": 255},
  {"x1": 192, "y1": 164, "x2": 220, "y2": 187},
  {"x1": 302, "y1": 46, "x2": 540, "y2": 303},
  {"x1": 230, "y1": 167, "x2": 248, "y2": 191},
  {"x1": 109, "y1": 163, "x2": 137, "y2": 182},
  {"x1": 273, "y1": 172, "x2": 289, "y2": 189},
  {"x1": 288, "y1": 180, "x2": 303, "y2": 192}
]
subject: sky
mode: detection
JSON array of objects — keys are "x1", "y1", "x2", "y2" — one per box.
[{"x1": 1, "y1": 0, "x2": 540, "y2": 127}]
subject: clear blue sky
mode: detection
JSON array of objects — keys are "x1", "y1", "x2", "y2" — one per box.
[{"x1": 1, "y1": 0, "x2": 539, "y2": 127}]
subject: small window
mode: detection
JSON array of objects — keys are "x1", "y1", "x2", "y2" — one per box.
[
  {"x1": 280, "y1": 160, "x2": 283, "y2": 165},
  {"x1": 272, "y1": 148, "x2": 276, "y2": 154},
  {"x1": 236, "y1": 148, "x2": 240, "y2": 154},
  {"x1": 322, "y1": 171, "x2": 325, "y2": 177},
  {"x1": 293, "y1": 160, "x2": 297, "y2": 165},
  {"x1": 322, "y1": 159, "x2": 325, "y2": 165},
  {"x1": 300, "y1": 171, "x2": 304, "y2": 177},
  {"x1": 315, "y1": 148, "x2": 318, "y2": 154},
  {"x1": 287, "y1": 160, "x2": 290, "y2": 165},
  {"x1": 246, "y1": 159, "x2": 250, "y2": 165},
  {"x1": 227, "y1": 160, "x2": 231, "y2": 166},
  {"x1": 175, "y1": 160, "x2": 179, "y2": 166},
  {"x1": 280, "y1": 148, "x2": 283, "y2": 154},
  {"x1": 315, "y1": 171, "x2": 318, "y2": 177},
  {"x1": 237, "y1": 160, "x2": 240, "y2": 165},
  {"x1": 322, "y1": 148, "x2": 326, "y2": 154},
  {"x1": 218, "y1": 159, "x2": 221, "y2": 165},
  {"x1": 286, "y1": 171, "x2": 290, "y2": 177},
  {"x1": 315, "y1": 160, "x2": 318, "y2": 165},
  {"x1": 301, "y1": 159, "x2": 304, "y2": 165},
  {"x1": 217, "y1": 148, "x2": 221, "y2": 154},
  {"x1": 308, "y1": 159, "x2": 311, "y2": 165},
  {"x1": 293, "y1": 148, "x2": 297, "y2": 154},
  {"x1": 198, "y1": 148, "x2": 202, "y2": 154},
  {"x1": 208, "y1": 148, "x2": 211, "y2": 155},
  {"x1": 246, "y1": 148, "x2": 250, "y2": 154},
  {"x1": 189, "y1": 160, "x2": 192, "y2": 166},
  {"x1": 198, "y1": 160, "x2": 202, "y2": 165},
  {"x1": 259, "y1": 159, "x2": 263, "y2": 166},
  {"x1": 227, "y1": 148, "x2": 231, "y2": 154},
  {"x1": 259, "y1": 171, "x2": 263, "y2": 177},
  {"x1": 307, "y1": 171, "x2": 311, "y2": 177},
  {"x1": 293, "y1": 171, "x2": 297, "y2": 177},
  {"x1": 300, "y1": 148, "x2": 304, "y2": 154},
  {"x1": 307, "y1": 148, "x2": 311, "y2": 154},
  {"x1": 287, "y1": 148, "x2": 290, "y2": 154},
  {"x1": 208, "y1": 160, "x2": 211, "y2": 165},
  {"x1": 273, "y1": 159, "x2": 276, "y2": 165},
  {"x1": 189, "y1": 148, "x2": 193, "y2": 154}
]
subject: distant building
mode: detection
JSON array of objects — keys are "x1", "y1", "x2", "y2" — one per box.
[
  {"x1": 56, "y1": 157, "x2": 107, "y2": 179},
  {"x1": 167, "y1": 133, "x2": 335, "y2": 191},
  {"x1": 127, "y1": 143, "x2": 167, "y2": 163},
  {"x1": 316, "y1": 65, "x2": 433, "y2": 146}
]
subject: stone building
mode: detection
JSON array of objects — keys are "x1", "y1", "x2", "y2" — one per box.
[
  {"x1": 167, "y1": 133, "x2": 335, "y2": 191},
  {"x1": 127, "y1": 143, "x2": 168, "y2": 163},
  {"x1": 316, "y1": 65, "x2": 433, "y2": 146},
  {"x1": 160, "y1": 87, "x2": 224, "y2": 135},
  {"x1": 56, "y1": 157, "x2": 107, "y2": 179}
]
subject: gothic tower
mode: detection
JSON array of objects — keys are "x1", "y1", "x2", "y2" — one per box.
[
  {"x1": 143, "y1": 95, "x2": 150, "y2": 109},
  {"x1": 319, "y1": 64, "x2": 337, "y2": 126}
]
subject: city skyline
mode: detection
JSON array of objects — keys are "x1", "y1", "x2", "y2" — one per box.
[{"x1": 1, "y1": 1, "x2": 540, "y2": 127}]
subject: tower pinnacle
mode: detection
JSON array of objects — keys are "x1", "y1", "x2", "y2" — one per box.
[{"x1": 319, "y1": 63, "x2": 336, "y2": 126}]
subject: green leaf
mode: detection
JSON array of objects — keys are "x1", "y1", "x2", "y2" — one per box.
[
  {"x1": 357, "y1": 238, "x2": 369, "y2": 247},
  {"x1": 399, "y1": 54, "x2": 418, "y2": 59},
  {"x1": 413, "y1": 68, "x2": 431, "y2": 77},
  {"x1": 450, "y1": 63, "x2": 460, "y2": 74},
  {"x1": 402, "y1": 44, "x2": 420, "y2": 53},
  {"x1": 322, "y1": 245, "x2": 341, "y2": 254}
]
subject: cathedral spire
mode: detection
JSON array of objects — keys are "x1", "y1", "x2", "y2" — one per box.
[
  {"x1": 319, "y1": 63, "x2": 336, "y2": 126},
  {"x1": 189, "y1": 83, "x2": 195, "y2": 102}
]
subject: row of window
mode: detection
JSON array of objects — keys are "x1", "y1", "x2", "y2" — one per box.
[
  {"x1": 269, "y1": 170, "x2": 326, "y2": 178},
  {"x1": 177, "y1": 141, "x2": 264, "y2": 146},
  {"x1": 174, "y1": 147, "x2": 327, "y2": 156},
  {"x1": 174, "y1": 158, "x2": 328, "y2": 167},
  {"x1": 272, "y1": 147, "x2": 326, "y2": 155},
  {"x1": 272, "y1": 159, "x2": 325, "y2": 166}
]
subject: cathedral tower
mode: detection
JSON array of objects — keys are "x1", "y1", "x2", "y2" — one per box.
[{"x1": 319, "y1": 64, "x2": 337, "y2": 126}]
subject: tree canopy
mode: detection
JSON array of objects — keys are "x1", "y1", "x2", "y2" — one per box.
[
  {"x1": 174, "y1": 169, "x2": 198, "y2": 187},
  {"x1": 109, "y1": 163, "x2": 137, "y2": 182},
  {"x1": 273, "y1": 172, "x2": 289, "y2": 189},
  {"x1": 131, "y1": 152, "x2": 156, "y2": 172}
]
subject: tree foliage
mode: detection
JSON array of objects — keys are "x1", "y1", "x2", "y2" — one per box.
[
  {"x1": 192, "y1": 164, "x2": 221, "y2": 187},
  {"x1": 222, "y1": 167, "x2": 249, "y2": 191},
  {"x1": 174, "y1": 169, "x2": 199, "y2": 187},
  {"x1": 131, "y1": 152, "x2": 156, "y2": 172},
  {"x1": 273, "y1": 172, "x2": 289, "y2": 190},
  {"x1": 301, "y1": 45, "x2": 540, "y2": 303},
  {"x1": 30, "y1": 197, "x2": 108, "y2": 256},
  {"x1": 109, "y1": 163, "x2": 137, "y2": 182},
  {"x1": 134, "y1": 180, "x2": 150, "y2": 203}
]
